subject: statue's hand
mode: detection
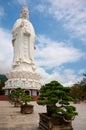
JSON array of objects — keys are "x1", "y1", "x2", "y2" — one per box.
[
  {"x1": 20, "y1": 21, "x2": 24, "y2": 27},
  {"x1": 23, "y1": 27, "x2": 30, "y2": 36}
]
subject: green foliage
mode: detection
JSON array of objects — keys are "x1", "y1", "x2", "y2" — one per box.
[
  {"x1": 70, "y1": 84, "x2": 82, "y2": 100},
  {"x1": 37, "y1": 81, "x2": 78, "y2": 120},
  {"x1": 21, "y1": 92, "x2": 32, "y2": 105},
  {"x1": 8, "y1": 88, "x2": 32, "y2": 105},
  {"x1": 0, "y1": 74, "x2": 7, "y2": 95},
  {"x1": 8, "y1": 88, "x2": 24, "y2": 103},
  {"x1": 0, "y1": 74, "x2": 8, "y2": 82},
  {"x1": 70, "y1": 74, "x2": 86, "y2": 100},
  {"x1": 0, "y1": 81, "x2": 5, "y2": 95}
]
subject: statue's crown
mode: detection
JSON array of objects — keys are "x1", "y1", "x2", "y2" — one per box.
[{"x1": 22, "y1": 5, "x2": 29, "y2": 12}]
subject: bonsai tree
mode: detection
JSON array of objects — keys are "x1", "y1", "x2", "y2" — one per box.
[
  {"x1": 8, "y1": 88, "x2": 33, "y2": 114},
  {"x1": 21, "y1": 92, "x2": 32, "y2": 105},
  {"x1": 8, "y1": 88, "x2": 25, "y2": 106},
  {"x1": 37, "y1": 81, "x2": 78, "y2": 124}
]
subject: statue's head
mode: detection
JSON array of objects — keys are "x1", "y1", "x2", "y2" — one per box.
[{"x1": 20, "y1": 5, "x2": 29, "y2": 20}]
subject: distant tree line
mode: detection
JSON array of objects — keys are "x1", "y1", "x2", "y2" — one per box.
[
  {"x1": 0, "y1": 74, "x2": 8, "y2": 95},
  {"x1": 70, "y1": 74, "x2": 86, "y2": 101}
]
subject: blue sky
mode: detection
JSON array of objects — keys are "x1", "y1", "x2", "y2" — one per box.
[{"x1": 0, "y1": 0, "x2": 86, "y2": 86}]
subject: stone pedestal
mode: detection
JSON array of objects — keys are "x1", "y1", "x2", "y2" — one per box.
[{"x1": 4, "y1": 71, "x2": 41, "y2": 96}]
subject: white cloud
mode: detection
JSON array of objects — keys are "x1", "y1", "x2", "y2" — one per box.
[
  {"x1": 0, "y1": 28, "x2": 13, "y2": 73},
  {"x1": 35, "y1": 4, "x2": 46, "y2": 13},
  {"x1": 35, "y1": 0, "x2": 86, "y2": 42},
  {"x1": 36, "y1": 67, "x2": 61, "y2": 85},
  {"x1": 36, "y1": 67, "x2": 82, "y2": 86},
  {"x1": 35, "y1": 35, "x2": 84, "y2": 69},
  {"x1": 35, "y1": 35, "x2": 84, "y2": 86}
]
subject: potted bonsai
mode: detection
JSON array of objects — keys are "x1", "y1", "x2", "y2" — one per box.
[
  {"x1": 8, "y1": 88, "x2": 24, "y2": 107},
  {"x1": 37, "y1": 81, "x2": 78, "y2": 130},
  {"x1": 8, "y1": 88, "x2": 33, "y2": 114},
  {"x1": 20, "y1": 92, "x2": 33, "y2": 114}
]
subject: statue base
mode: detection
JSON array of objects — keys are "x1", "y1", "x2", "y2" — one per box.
[{"x1": 4, "y1": 71, "x2": 41, "y2": 96}]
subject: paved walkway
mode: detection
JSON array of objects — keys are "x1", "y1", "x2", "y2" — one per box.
[{"x1": 0, "y1": 101, "x2": 86, "y2": 130}]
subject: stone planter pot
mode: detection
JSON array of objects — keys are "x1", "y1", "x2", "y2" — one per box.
[
  {"x1": 21, "y1": 104, "x2": 34, "y2": 114},
  {"x1": 39, "y1": 113, "x2": 73, "y2": 130}
]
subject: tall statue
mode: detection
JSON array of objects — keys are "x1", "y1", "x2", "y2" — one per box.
[
  {"x1": 4, "y1": 5, "x2": 41, "y2": 96},
  {"x1": 12, "y1": 5, "x2": 36, "y2": 72}
]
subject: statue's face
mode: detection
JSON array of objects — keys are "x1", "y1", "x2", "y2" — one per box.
[{"x1": 21, "y1": 9, "x2": 29, "y2": 19}]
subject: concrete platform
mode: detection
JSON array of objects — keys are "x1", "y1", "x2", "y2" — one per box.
[{"x1": 0, "y1": 101, "x2": 86, "y2": 130}]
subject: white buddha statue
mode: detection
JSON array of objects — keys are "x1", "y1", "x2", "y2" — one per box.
[{"x1": 12, "y1": 5, "x2": 36, "y2": 72}]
